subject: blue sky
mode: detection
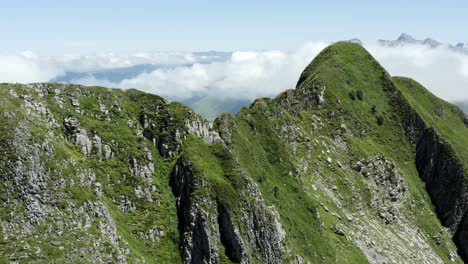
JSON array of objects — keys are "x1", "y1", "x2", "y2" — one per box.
[
  {"x1": 1, "y1": 0, "x2": 467, "y2": 102},
  {"x1": 2, "y1": 0, "x2": 467, "y2": 53}
]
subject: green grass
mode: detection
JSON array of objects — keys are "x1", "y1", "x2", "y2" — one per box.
[
  {"x1": 193, "y1": 42, "x2": 463, "y2": 263},
  {"x1": 0, "y1": 43, "x2": 466, "y2": 263},
  {"x1": 393, "y1": 76, "x2": 468, "y2": 170},
  {"x1": 214, "y1": 105, "x2": 369, "y2": 263},
  {"x1": 0, "y1": 83, "x2": 186, "y2": 262}
]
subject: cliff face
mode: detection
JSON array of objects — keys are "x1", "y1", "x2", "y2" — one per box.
[
  {"x1": 393, "y1": 76, "x2": 468, "y2": 261},
  {"x1": 416, "y1": 128, "x2": 467, "y2": 229},
  {"x1": 0, "y1": 42, "x2": 467, "y2": 263},
  {"x1": 170, "y1": 139, "x2": 285, "y2": 264},
  {"x1": 416, "y1": 128, "x2": 468, "y2": 261},
  {"x1": 170, "y1": 157, "x2": 221, "y2": 264}
]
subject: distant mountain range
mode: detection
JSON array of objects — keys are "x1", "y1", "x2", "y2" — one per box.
[
  {"x1": 377, "y1": 33, "x2": 442, "y2": 48},
  {"x1": 346, "y1": 33, "x2": 468, "y2": 54}
]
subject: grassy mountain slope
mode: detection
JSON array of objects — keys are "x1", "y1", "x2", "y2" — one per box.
[
  {"x1": 0, "y1": 42, "x2": 467, "y2": 263},
  {"x1": 393, "y1": 77, "x2": 468, "y2": 170},
  {"x1": 0, "y1": 84, "x2": 194, "y2": 262},
  {"x1": 393, "y1": 76, "x2": 468, "y2": 260},
  {"x1": 175, "y1": 42, "x2": 465, "y2": 263}
]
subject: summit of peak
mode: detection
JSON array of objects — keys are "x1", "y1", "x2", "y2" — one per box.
[{"x1": 398, "y1": 33, "x2": 415, "y2": 41}]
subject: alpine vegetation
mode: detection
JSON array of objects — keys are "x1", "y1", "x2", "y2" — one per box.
[{"x1": 0, "y1": 43, "x2": 467, "y2": 263}]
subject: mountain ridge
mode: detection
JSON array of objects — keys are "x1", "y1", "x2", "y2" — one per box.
[
  {"x1": 0, "y1": 42, "x2": 467, "y2": 263},
  {"x1": 378, "y1": 33, "x2": 442, "y2": 48},
  {"x1": 44, "y1": 34, "x2": 468, "y2": 121}
]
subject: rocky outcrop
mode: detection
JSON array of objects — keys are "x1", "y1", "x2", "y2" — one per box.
[
  {"x1": 316, "y1": 86, "x2": 326, "y2": 108},
  {"x1": 217, "y1": 203, "x2": 246, "y2": 263},
  {"x1": 64, "y1": 116, "x2": 112, "y2": 158},
  {"x1": 241, "y1": 183, "x2": 285, "y2": 264},
  {"x1": 416, "y1": 128, "x2": 468, "y2": 260},
  {"x1": 170, "y1": 157, "x2": 220, "y2": 264},
  {"x1": 354, "y1": 156, "x2": 407, "y2": 224},
  {"x1": 170, "y1": 156, "x2": 285, "y2": 263},
  {"x1": 185, "y1": 119, "x2": 221, "y2": 144},
  {"x1": 416, "y1": 128, "x2": 468, "y2": 229},
  {"x1": 129, "y1": 157, "x2": 153, "y2": 184},
  {"x1": 0, "y1": 90, "x2": 132, "y2": 262}
]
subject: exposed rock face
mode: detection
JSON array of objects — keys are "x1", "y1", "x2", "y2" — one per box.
[
  {"x1": 241, "y1": 183, "x2": 284, "y2": 264},
  {"x1": 64, "y1": 116, "x2": 113, "y2": 158},
  {"x1": 0, "y1": 90, "x2": 131, "y2": 262},
  {"x1": 416, "y1": 128, "x2": 467, "y2": 228},
  {"x1": 217, "y1": 203, "x2": 246, "y2": 263},
  {"x1": 185, "y1": 119, "x2": 221, "y2": 144},
  {"x1": 316, "y1": 86, "x2": 326, "y2": 108},
  {"x1": 416, "y1": 128, "x2": 468, "y2": 259},
  {"x1": 455, "y1": 213, "x2": 468, "y2": 261},
  {"x1": 170, "y1": 157, "x2": 285, "y2": 264},
  {"x1": 355, "y1": 156, "x2": 407, "y2": 224},
  {"x1": 170, "y1": 157, "x2": 220, "y2": 264},
  {"x1": 0, "y1": 83, "x2": 197, "y2": 263},
  {"x1": 129, "y1": 157, "x2": 153, "y2": 184},
  {"x1": 64, "y1": 116, "x2": 91, "y2": 156}
]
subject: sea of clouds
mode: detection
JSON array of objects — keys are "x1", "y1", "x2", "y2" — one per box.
[{"x1": 1, "y1": 41, "x2": 467, "y2": 102}]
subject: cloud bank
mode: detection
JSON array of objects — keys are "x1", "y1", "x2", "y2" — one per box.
[
  {"x1": 1, "y1": 42, "x2": 467, "y2": 102},
  {"x1": 366, "y1": 44, "x2": 468, "y2": 101},
  {"x1": 118, "y1": 42, "x2": 328, "y2": 100}
]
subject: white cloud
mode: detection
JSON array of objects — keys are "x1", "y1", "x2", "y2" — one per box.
[
  {"x1": 0, "y1": 50, "x2": 210, "y2": 84},
  {"x1": 458, "y1": 58, "x2": 468, "y2": 78},
  {"x1": 50, "y1": 51, "x2": 198, "y2": 72},
  {"x1": 0, "y1": 41, "x2": 467, "y2": 103},
  {"x1": 0, "y1": 52, "x2": 62, "y2": 83},
  {"x1": 366, "y1": 44, "x2": 468, "y2": 101},
  {"x1": 114, "y1": 41, "x2": 468, "y2": 101},
  {"x1": 116, "y1": 42, "x2": 329, "y2": 100},
  {"x1": 66, "y1": 75, "x2": 119, "y2": 89}
]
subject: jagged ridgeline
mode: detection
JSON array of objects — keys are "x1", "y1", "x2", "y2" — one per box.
[{"x1": 0, "y1": 42, "x2": 467, "y2": 263}]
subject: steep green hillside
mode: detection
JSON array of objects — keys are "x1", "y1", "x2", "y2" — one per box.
[
  {"x1": 0, "y1": 84, "x2": 194, "y2": 262},
  {"x1": 393, "y1": 77, "x2": 468, "y2": 260},
  {"x1": 393, "y1": 77, "x2": 468, "y2": 169},
  {"x1": 0, "y1": 42, "x2": 467, "y2": 263},
  {"x1": 171, "y1": 42, "x2": 465, "y2": 263}
]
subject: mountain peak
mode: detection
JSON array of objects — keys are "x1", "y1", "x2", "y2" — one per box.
[
  {"x1": 398, "y1": 33, "x2": 415, "y2": 41},
  {"x1": 423, "y1": 37, "x2": 441, "y2": 47},
  {"x1": 296, "y1": 42, "x2": 383, "y2": 90}
]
